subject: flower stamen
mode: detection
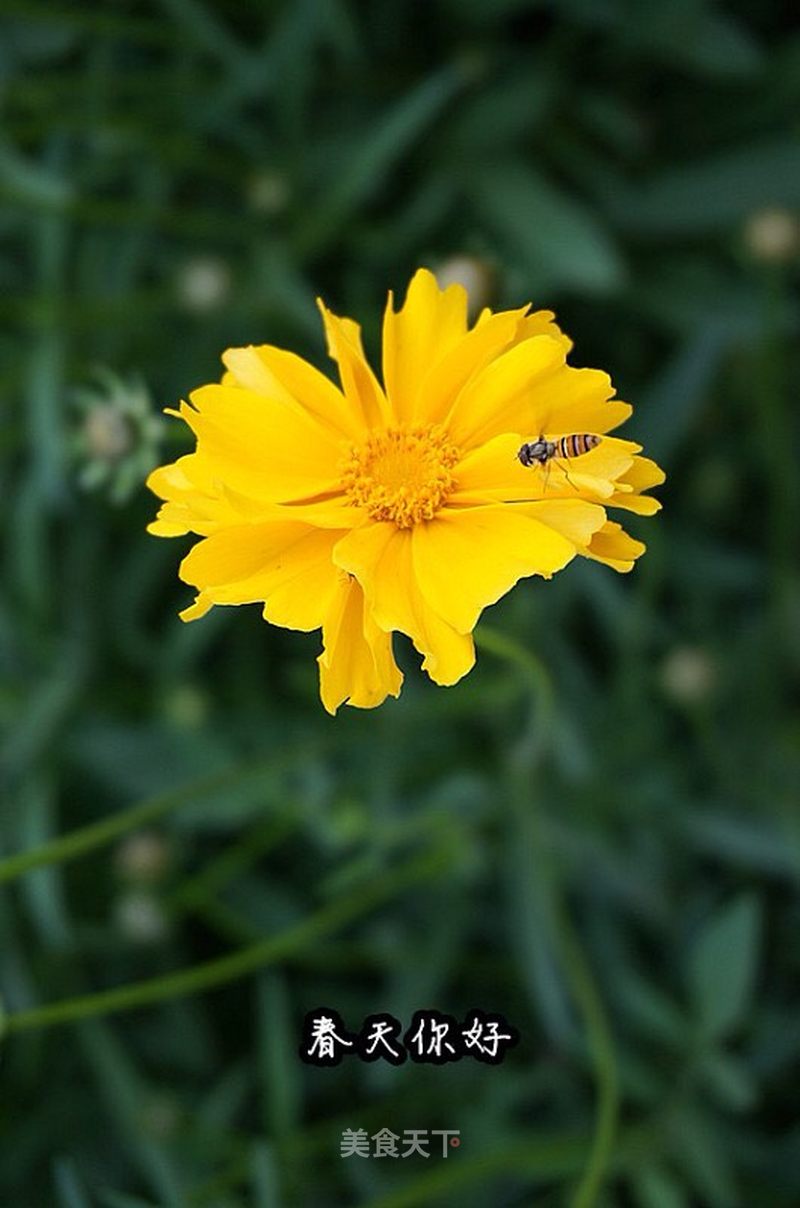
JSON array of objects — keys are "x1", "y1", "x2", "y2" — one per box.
[{"x1": 342, "y1": 426, "x2": 460, "y2": 528}]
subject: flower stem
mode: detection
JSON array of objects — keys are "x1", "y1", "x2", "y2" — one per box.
[
  {"x1": 475, "y1": 623, "x2": 619, "y2": 1208},
  {"x1": 1, "y1": 844, "x2": 449, "y2": 1036},
  {"x1": 555, "y1": 903, "x2": 620, "y2": 1208},
  {"x1": 0, "y1": 747, "x2": 324, "y2": 887}
]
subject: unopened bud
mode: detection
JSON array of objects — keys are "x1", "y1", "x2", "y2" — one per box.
[
  {"x1": 247, "y1": 170, "x2": 290, "y2": 215},
  {"x1": 660, "y1": 646, "x2": 716, "y2": 706},
  {"x1": 161, "y1": 683, "x2": 210, "y2": 729},
  {"x1": 115, "y1": 831, "x2": 171, "y2": 883},
  {"x1": 177, "y1": 256, "x2": 231, "y2": 311},
  {"x1": 744, "y1": 208, "x2": 799, "y2": 264},
  {"x1": 434, "y1": 255, "x2": 495, "y2": 318},
  {"x1": 83, "y1": 405, "x2": 132, "y2": 461},
  {"x1": 114, "y1": 890, "x2": 169, "y2": 944}
]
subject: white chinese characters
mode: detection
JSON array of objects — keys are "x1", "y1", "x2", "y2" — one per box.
[
  {"x1": 300, "y1": 1008, "x2": 518, "y2": 1066},
  {"x1": 340, "y1": 1128, "x2": 461, "y2": 1158}
]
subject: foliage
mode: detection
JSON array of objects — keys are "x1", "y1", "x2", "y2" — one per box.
[{"x1": 1, "y1": 1, "x2": 798, "y2": 1205}]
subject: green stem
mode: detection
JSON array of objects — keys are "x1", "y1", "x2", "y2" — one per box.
[
  {"x1": 475, "y1": 625, "x2": 554, "y2": 765},
  {"x1": 475, "y1": 625, "x2": 554, "y2": 718},
  {"x1": 475, "y1": 623, "x2": 619, "y2": 1208},
  {"x1": 1, "y1": 845, "x2": 449, "y2": 1036},
  {"x1": 557, "y1": 904, "x2": 620, "y2": 1208},
  {"x1": 0, "y1": 749, "x2": 319, "y2": 887},
  {"x1": 167, "y1": 812, "x2": 298, "y2": 915}
]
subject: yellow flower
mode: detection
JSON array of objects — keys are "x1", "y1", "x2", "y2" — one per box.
[{"x1": 147, "y1": 269, "x2": 663, "y2": 713}]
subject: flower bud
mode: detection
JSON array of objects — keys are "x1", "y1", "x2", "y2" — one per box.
[
  {"x1": 115, "y1": 831, "x2": 171, "y2": 883},
  {"x1": 744, "y1": 208, "x2": 799, "y2": 263},
  {"x1": 247, "y1": 170, "x2": 290, "y2": 215},
  {"x1": 114, "y1": 889, "x2": 169, "y2": 944},
  {"x1": 176, "y1": 255, "x2": 231, "y2": 311},
  {"x1": 434, "y1": 255, "x2": 495, "y2": 318},
  {"x1": 73, "y1": 370, "x2": 163, "y2": 502},
  {"x1": 660, "y1": 645, "x2": 716, "y2": 706}
]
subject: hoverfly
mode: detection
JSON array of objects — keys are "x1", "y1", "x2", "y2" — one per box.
[
  {"x1": 517, "y1": 433, "x2": 601, "y2": 490},
  {"x1": 517, "y1": 433, "x2": 601, "y2": 467}
]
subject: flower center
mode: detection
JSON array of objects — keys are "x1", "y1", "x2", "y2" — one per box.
[{"x1": 341, "y1": 426, "x2": 460, "y2": 528}]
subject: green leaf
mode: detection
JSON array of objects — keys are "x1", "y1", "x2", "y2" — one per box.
[
  {"x1": 78, "y1": 1022, "x2": 185, "y2": 1207},
  {"x1": 470, "y1": 163, "x2": 623, "y2": 294},
  {"x1": 607, "y1": 140, "x2": 800, "y2": 234},
  {"x1": 620, "y1": 4, "x2": 762, "y2": 78},
  {"x1": 297, "y1": 66, "x2": 465, "y2": 254},
  {"x1": 665, "y1": 1106, "x2": 737, "y2": 1208},
  {"x1": 250, "y1": 1141, "x2": 283, "y2": 1208},
  {"x1": 633, "y1": 1164, "x2": 689, "y2": 1208},
  {"x1": 258, "y1": 975, "x2": 301, "y2": 1140},
  {"x1": 687, "y1": 894, "x2": 762, "y2": 1042},
  {"x1": 636, "y1": 322, "x2": 730, "y2": 463},
  {"x1": 98, "y1": 1194, "x2": 161, "y2": 1208},
  {"x1": 699, "y1": 1050, "x2": 758, "y2": 1112},
  {"x1": 53, "y1": 1159, "x2": 92, "y2": 1208},
  {"x1": 684, "y1": 812, "x2": 798, "y2": 880}
]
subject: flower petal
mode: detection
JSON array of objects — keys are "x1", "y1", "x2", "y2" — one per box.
[
  {"x1": 333, "y1": 523, "x2": 475, "y2": 685},
  {"x1": 538, "y1": 367, "x2": 633, "y2": 437},
  {"x1": 624, "y1": 456, "x2": 666, "y2": 491},
  {"x1": 446, "y1": 335, "x2": 567, "y2": 449},
  {"x1": 414, "y1": 306, "x2": 530, "y2": 427},
  {"x1": 179, "y1": 522, "x2": 344, "y2": 631},
  {"x1": 222, "y1": 344, "x2": 361, "y2": 440},
  {"x1": 382, "y1": 268, "x2": 468, "y2": 424},
  {"x1": 179, "y1": 592, "x2": 214, "y2": 622},
  {"x1": 177, "y1": 384, "x2": 344, "y2": 503},
  {"x1": 582, "y1": 521, "x2": 645, "y2": 572},
  {"x1": 452, "y1": 433, "x2": 638, "y2": 504},
  {"x1": 318, "y1": 576, "x2": 403, "y2": 714},
  {"x1": 512, "y1": 308, "x2": 574, "y2": 353},
  {"x1": 515, "y1": 498, "x2": 609, "y2": 546},
  {"x1": 317, "y1": 299, "x2": 390, "y2": 429},
  {"x1": 412, "y1": 506, "x2": 579, "y2": 634},
  {"x1": 606, "y1": 455, "x2": 665, "y2": 514},
  {"x1": 147, "y1": 452, "x2": 258, "y2": 535}
]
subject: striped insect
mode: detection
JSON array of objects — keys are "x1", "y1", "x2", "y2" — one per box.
[
  {"x1": 517, "y1": 433, "x2": 601, "y2": 467},
  {"x1": 517, "y1": 433, "x2": 601, "y2": 489}
]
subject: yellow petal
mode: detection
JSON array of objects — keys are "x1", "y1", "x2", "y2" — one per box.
[
  {"x1": 317, "y1": 300, "x2": 390, "y2": 429},
  {"x1": 623, "y1": 455, "x2": 666, "y2": 491},
  {"x1": 318, "y1": 575, "x2": 403, "y2": 714},
  {"x1": 382, "y1": 267, "x2": 468, "y2": 424},
  {"x1": 333, "y1": 523, "x2": 475, "y2": 685},
  {"x1": 217, "y1": 486, "x2": 366, "y2": 530},
  {"x1": 261, "y1": 537, "x2": 346, "y2": 632},
  {"x1": 606, "y1": 454, "x2": 665, "y2": 515},
  {"x1": 512, "y1": 308, "x2": 574, "y2": 353},
  {"x1": 178, "y1": 385, "x2": 344, "y2": 503},
  {"x1": 583, "y1": 521, "x2": 645, "y2": 572},
  {"x1": 221, "y1": 344, "x2": 361, "y2": 440},
  {"x1": 147, "y1": 452, "x2": 261, "y2": 535},
  {"x1": 179, "y1": 592, "x2": 214, "y2": 622},
  {"x1": 412, "y1": 506, "x2": 578, "y2": 634},
  {"x1": 516, "y1": 498, "x2": 608, "y2": 546},
  {"x1": 608, "y1": 492, "x2": 662, "y2": 516},
  {"x1": 453, "y1": 433, "x2": 545, "y2": 501},
  {"x1": 452, "y1": 433, "x2": 637, "y2": 504},
  {"x1": 446, "y1": 335, "x2": 567, "y2": 449},
  {"x1": 533, "y1": 366, "x2": 632, "y2": 436},
  {"x1": 148, "y1": 507, "x2": 192, "y2": 537},
  {"x1": 179, "y1": 522, "x2": 343, "y2": 632},
  {"x1": 414, "y1": 306, "x2": 530, "y2": 427}
]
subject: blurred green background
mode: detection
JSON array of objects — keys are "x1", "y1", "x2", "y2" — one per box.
[{"x1": 1, "y1": 1, "x2": 799, "y2": 1205}]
